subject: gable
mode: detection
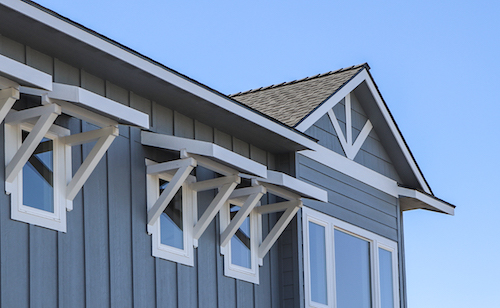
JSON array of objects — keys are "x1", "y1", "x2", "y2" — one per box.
[{"x1": 305, "y1": 92, "x2": 401, "y2": 182}]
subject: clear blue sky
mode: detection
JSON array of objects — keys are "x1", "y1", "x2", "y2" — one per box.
[{"x1": 33, "y1": 0, "x2": 500, "y2": 307}]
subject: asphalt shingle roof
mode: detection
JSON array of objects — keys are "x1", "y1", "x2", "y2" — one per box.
[{"x1": 230, "y1": 64, "x2": 368, "y2": 127}]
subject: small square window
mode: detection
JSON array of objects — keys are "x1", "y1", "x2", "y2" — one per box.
[
  {"x1": 5, "y1": 122, "x2": 71, "y2": 232},
  {"x1": 146, "y1": 160, "x2": 197, "y2": 266}
]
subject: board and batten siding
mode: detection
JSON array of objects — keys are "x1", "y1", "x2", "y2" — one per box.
[{"x1": 0, "y1": 33, "x2": 286, "y2": 307}]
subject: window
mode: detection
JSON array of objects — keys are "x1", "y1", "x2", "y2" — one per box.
[
  {"x1": 5, "y1": 122, "x2": 71, "y2": 232},
  {"x1": 303, "y1": 207, "x2": 400, "y2": 308},
  {"x1": 220, "y1": 199, "x2": 259, "y2": 284},
  {"x1": 146, "y1": 160, "x2": 197, "y2": 266}
]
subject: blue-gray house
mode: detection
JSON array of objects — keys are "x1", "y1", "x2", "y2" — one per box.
[{"x1": 0, "y1": 1, "x2": 454, "y2": 307}]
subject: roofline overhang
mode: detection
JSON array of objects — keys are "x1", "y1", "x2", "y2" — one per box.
[
  {"x1": 398, "y1": 186, "x2": 455, "y2": 215},
  {"x1": 295, "y1": 67, "x2": 433, "y2": 195},
  {"x1": 1, "y1": 0, "x2": 317, "y2": 153}
]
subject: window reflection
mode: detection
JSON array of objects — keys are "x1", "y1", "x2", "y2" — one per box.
[
  {"x1": 22, "y1": 131, "x2": 54, "y2": 212},
  {"x1": 379, "y1": 248, "x2": 394, "y2": 308},
  {"x1": 160, "y1": 179, "x2": 184, "y2": 249},
  {"x1": 335, "y1": 229, "x2": 372, "y2": 308},
  {"x1": 309, "y1": 222, "x2": 328, "y2": 305},
  {"x1": 230, "y1": 204, "x2": 251, "y2": 269}
]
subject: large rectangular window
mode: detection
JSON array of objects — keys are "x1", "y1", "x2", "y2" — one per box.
[{"x1": 303, "y1": 207, "x2": 399, "y2": 308}]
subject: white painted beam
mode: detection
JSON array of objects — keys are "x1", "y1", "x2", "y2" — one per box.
[
  {"x1": 350, "y1": 119, "x2": 373, "y2": 159},
  {"x1": 220, "y1": 192, "x2": 264, "y2": 247},
  {"x1": 258, "y1": 200, "x2": 302, "y2": 259},
  {"x1": 189, "y1": 175, "x2": 240, "y2": 192},
  {"x1": 147, "y1": 164, "x2": 195, "y2": 225},
  {"x1": 0, "y1": 53, "x2": 52, "y2": 90},
  {"x1": 186, "y1": 154, "x2": 239, "y2": 176},
  {"x1": 66, "y1": 126, "x2": 119, "y2": 201},
  {"x1": 0, "y1": 87, "x2": 19, "y2": 124},
  {"x1": 61, "y1": 125, "x2": 118, "y2": 146},
  {"x1": 398, "y1": 187, "x2": 455, "y2": 215},
  {"x1": 146, "y1": 158, "x2": 197, "y2": 175},
  {"x1": 193, "y1": 181, "x2": 239, "y2": 240},
  {"x1": 254, "y1": 200, "x2": 301, "y2": 214},
  {"x1": 5, "y1": 105, "x2": 61, "y2": 183}
]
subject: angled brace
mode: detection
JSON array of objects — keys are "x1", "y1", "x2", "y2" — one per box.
[
  {"x1": 192, "y1": 176, "x2": 240, "y2": 241},
  {"x1": 5, "y1": 104, "x2": 61, "y2": 183},
  {"x1": 220, "y1": 185, "x2": 266, "y2": 247},
  {"x1": 257, "y1": 199, "x2": 303, "y2": 260},
  {"x1": 0, "y1": 87, "x2": 20, "y2": 124},
  {"x1": 146, "y1": 158, "x2": 197, "y2": 226},
  {"x1": 64, "y1": 125, "x2": 120, "y2": 204}
]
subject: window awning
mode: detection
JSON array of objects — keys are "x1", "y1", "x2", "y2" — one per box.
[
  {"x1": 141, "y1": 132, "x2": 329, "y2": 261},
  {"x1": 398, "y1": 186, "x2": 455, "y2": 215},
  {"x1": 0, "y1": 53, "x2": 52, "y2": 91}
]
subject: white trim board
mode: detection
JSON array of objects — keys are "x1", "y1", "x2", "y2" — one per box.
[
  {"x1": 0, "y1": 53, "x2": 52, "y2": 90},
  {"x1": 141, "y1": 131, "x2": 267, "y2": 178},
  {"x1": 20, "y1": 83, "x2": 149, "y2": 128},
  {"x1": 255, "y1": 170, "x2": 328, "y2": 202},
  {"x1": 398, "y1": 187, "x2": 455, "y2": 215},
  {"x1": 1, "y1": 0, "x2": 317, "y2": 151},
  {"x1": 295, "y1": 68, "x2": 432, "y2": 194}
]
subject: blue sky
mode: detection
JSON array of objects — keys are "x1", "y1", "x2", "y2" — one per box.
[{"x1": 32, "y1": 0, "x2": 500, "y2": 307}]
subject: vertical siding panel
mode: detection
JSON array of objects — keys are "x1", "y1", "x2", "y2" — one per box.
[
  {"x1": 59, "y1": 118, "x2": 86, "y2": 308},
  {"x1": 83, "y1": 123, "x2": 110, "y2": 307},
  {"x1": 197, "y1": 168, "x2": 218, "y2": 308},
  {"x1": 178, "y1": 262, "x2": 198, "y2": 308},
  {"x1": 269, "y1": 212, "x2": 281, "y2": 308},
  {"x1": 54, "y1": 59, "x2": 80, "y2": 86},
  {"x1": 29, "y1": 226, "x2": 58, "y2": 308},
  {"x1": 130, "y1": 93, "x2": 152, "y2": 128},
  {"x1": 0, "y1": 121, "x2": 29, "y2": 308},
  {"x1": 174, "y1": 111, "x2": 194, "y2": 139},
  {"x1": 152, "y1": 103, "x2": 173, "y2": 135},
  {"x1": 214, "y1": 129, "x2": 232, "y2": 150},
  {"x1": 195, "y1": 120, "x2": 213, "y2": 142},
  {"x1": 232, "y1": 137, "x2": 249, "y2": 158},
  {"x1": 156, "y1": 259, "x2": 178, "y2": 308},
  {"x1": 130, "y1": 129, "x2": 156, "y2": 308},
  {"x1": 236, "y1": 280, "x2": 254, "y2": 308},
  {"x1": 254, "y1": 194, "x2": 272, "y2": 308},
  {"x1": 81, "y1": 71, "x2": 105, "y2": 96},
  {"x1": 26, "y1": 47, "x2": 53, "y2": 75},
  {"x1": 0, "y1": 34, "x2": 25, "y2": 62},
  {"x1": 108, "y1": 136, "x2": 133, "y2": 307},
  {"x1": 217, "y1": 214, "x2": 236, "y2": 308}
]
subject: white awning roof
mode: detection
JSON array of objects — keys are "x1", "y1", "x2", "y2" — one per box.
[
  {"x1": 398, "y1": 187, "x2": 455, "y2": 215},
  {"x1": 0, "y1": 54, "x2": 52, "y2": 90}
]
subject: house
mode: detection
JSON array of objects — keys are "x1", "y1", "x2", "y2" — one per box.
[{"x1": 0, "y1": 1, "x2": 454, "y2": 307}]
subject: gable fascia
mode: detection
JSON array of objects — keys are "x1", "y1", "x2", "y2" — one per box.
[
  {"x1": 1, "y1": 0, "x2": 318, "y2": 152},
  {"x1": 295, "y1": 68, "x2": 432, "y2": 195}
]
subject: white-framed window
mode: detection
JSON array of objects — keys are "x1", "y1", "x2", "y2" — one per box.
[
  {"x1": 303, "y1": 207, "x2": 400, "y2": 308},
  {"x1": 146, "y1": 160, "x2": 197, "y2": 266},
  {"x1": 220, "y1": 199, "x2": 260, "y2": 284},
  {"x1": 5, "y1": 121, "x2": 71, "y2": 232}
]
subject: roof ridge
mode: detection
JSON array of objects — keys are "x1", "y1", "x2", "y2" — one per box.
[{"x1": 230, "y1": 63, "x2": 369, "y2": 97}]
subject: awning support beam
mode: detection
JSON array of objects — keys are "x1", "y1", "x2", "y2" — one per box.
[
  {"x1": 220, "y1": 185, "x2": 266, "y2": 247},
  {"x1": 147, "y1": 158, "x2": 197, "y2": 226},
  {"x1": 66, "y1": 125, "x2": 120, "y2": 204},
  {"x1": 0, "y1": 87, "x2": 19, "y2": 124},
  {"x1": 5, "y1": 104, "x2": 61, "y2": 183}
]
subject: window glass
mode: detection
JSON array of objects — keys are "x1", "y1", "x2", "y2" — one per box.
[
  {"x1": 22, "y1": 131, "x2": 54, "y2": 212},
  {"x1": 159, "y1": 179, "x2": 184, "y2": 249},
  {"x1": 230, "y1": 205, "x2": 251, "y2": 268},
  {"x1": 309, "y1": 221, "x2": 328, "y2": 305},
  {"x1": 379, "y1": 248, "x2": 394, "y2": 308},
  {"x1": 334, "y1": 229, "x2": 372, "y2": 308}
]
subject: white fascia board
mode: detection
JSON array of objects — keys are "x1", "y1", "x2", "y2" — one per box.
[
  {"x1": 299, "y1": 146, "x2": 400, "y2": 197},
  {"x1": 398, "y1": 187, "x2": 455, "y2": 215},
  {"x1": 0, "y1": 53, "x2": 52, "y2": 90},
  {"x1": 141, "y1": 131, "x2": 267, "y2": 178},
  {"x1": 48, "y1": 83, "x2": 149, "y2": 128},
  {"x1": 296, "y1": 68, "x2": 431, "y2": 194},
  {"x1": 256, "y1": 170, "x2": 328, "y2": 202},
  {"x1": 2, "y1": 0, "x2": 315, "y2": 150}
]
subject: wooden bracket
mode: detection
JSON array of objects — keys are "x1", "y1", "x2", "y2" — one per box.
[
  {"x1": 0, "y1": 87, "x2": 19, "y2": 124},
  {"x1": 220, "y1": 185, "x2": 266, "y2": 247},
  {"x1": 257, "y1": 200, "x2": 302, "y2": 259},
  {"x1": 146, "y1": 158, "x2": 197, "y2": 226},
  {"x1": 5, "y1": 104, "x2": 61, "y2": 183},
  {"x1": 65, "y1": 125, "x2": 120, "y2": 203}
]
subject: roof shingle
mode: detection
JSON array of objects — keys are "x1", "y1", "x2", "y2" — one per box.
[{"x1": 230, "y1": 64, "x2": 368, "y2": 127}]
